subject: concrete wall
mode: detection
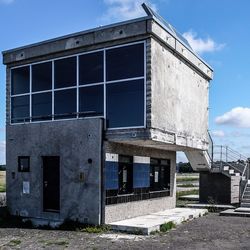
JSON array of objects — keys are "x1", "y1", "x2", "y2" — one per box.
[
  {"x1": 199, "y1": 172, "x2": 231, "y2": 204},
  {"x1": 150, "y1": 38, "x2": 209, "y2": 150},
  {"x1": 6, "y1": 119, "x2": 103, "y2": 224},
  {"x1": 104, "y1": 142, "x2": 176, "y2": 223}
]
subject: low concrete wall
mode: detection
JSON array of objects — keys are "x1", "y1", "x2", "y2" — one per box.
[
  {"x1": 6, "y1": 119, "x2": 103, "y2": 224},
  {"x1": 105, "y1": 195, "x2": 176, "y2": 223}
]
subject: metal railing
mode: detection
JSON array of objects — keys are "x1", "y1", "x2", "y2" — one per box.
[{"x1": 207, "y1": 131, "x2": 250, "y2": 202}]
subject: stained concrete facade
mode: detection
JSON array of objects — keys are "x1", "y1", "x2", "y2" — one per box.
[
  {"x1": 6, "y1": 119, "x2": 103, "y2": 224},
  {"x1": 3, "y1": 6, "x2": 213, "y2": 224}
]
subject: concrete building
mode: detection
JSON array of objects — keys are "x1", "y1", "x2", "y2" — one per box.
[{"x1": 2, "y1": 4, "x2": 213, "y2": 225}]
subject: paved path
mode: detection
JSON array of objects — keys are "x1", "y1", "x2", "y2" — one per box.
[{"x1": 0, "y1": 214, "x2": 250, "y2": 249}]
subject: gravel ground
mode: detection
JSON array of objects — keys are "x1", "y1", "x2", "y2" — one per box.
[{"x1": 0, "y1": 213, "x2": 250, "y2": 250}]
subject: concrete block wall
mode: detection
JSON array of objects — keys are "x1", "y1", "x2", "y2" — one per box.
[
  {"x1": 104, "y1": 142, "x2": 176, "y2": 223},
  {"x1": 6, "y1": 119, "x2": 103, "y2": 224}
]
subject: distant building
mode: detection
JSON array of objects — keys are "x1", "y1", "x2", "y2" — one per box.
[{"x1": 2, "y1": 4, "x2": 213, "y2": 225}]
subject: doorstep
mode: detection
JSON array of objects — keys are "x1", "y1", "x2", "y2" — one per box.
[{"x1": 108, "y1": 208, "x2": 207, "y2": 235}]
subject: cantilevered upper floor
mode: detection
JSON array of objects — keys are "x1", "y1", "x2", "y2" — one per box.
[{"x1": 2, "y1": 4, "x2": 213, "y2": 152}]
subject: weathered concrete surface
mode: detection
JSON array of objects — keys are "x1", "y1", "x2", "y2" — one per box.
[
  {"x1": 105, "y1": 142, "x2": 176, "y2": 223},
  {"x1": 108, "y1": 208, "x2": 208, "y2": 235},
  {"x1": 150, "y1": 38, "x2": 209, "y2": 151},
  {"x1": 0, "y1": 193, "x2": 6, "y2": 206},
  {"x1": 199, "y1": 172, "x2": 240, "y2": 205},
  {"x1": 6, "y1": 119, "x2": 103, "y2": 224}
]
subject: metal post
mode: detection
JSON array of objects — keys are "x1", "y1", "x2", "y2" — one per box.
[{"x1": 226, "y1": 146, "x2": 228, "y2": 162}]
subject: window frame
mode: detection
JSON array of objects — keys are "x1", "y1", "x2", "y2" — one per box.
[
  {"x1": 9, "y1": 40, "x2": 146, "y2": 129},
  {"x1": 18, "y1": 156, "x2": 30, "y2": 172}
]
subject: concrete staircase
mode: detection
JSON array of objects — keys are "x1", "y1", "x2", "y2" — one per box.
[{"x1": 240, "y1": 183, "x2": 250, "y2": 208}]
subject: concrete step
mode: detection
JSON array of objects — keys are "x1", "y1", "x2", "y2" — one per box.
[
  {"x1": 243, "y1": 195, "x2": 250, "y2": 199},
  {"x1": 240, "y1": 203, "x2": 250, "y2": 208},
  {"x1": 241, "y1": 199, "x2": 250, "y2": 202},
  {"x1": 220, "y1": 209, "x2": 250, "y2": 217},
  {"x1": 108, "y1": 208, "x2": 208, "y2": 235},
  {"x1": 235, "y1": 173, "x2": 240, "y2": 177},
  {"x1": 235, "y1": 207, "x2": 250, "y2": 213},
  {"x1": 229, "y1": 169, "x2": 234, "y2": 175},
  {"x1": 223, "y1": 166, "x2": 230, "y2": 171}
]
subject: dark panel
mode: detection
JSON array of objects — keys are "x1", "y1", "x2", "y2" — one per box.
[
  {"x1": 133, "y1": 163, "x2": 150, "y2": 188},
  {"x1": 32, "y1": 62, "x2": 52, "y2": 92},
  {"x1": 54, "y1": 89, "x2": 76, "y2": 119},
  {"x1": 199, "y1": 172, "x2": 231, "y2": 204},
  {"x1": 79, "y1": 51, "x2": 104, "y2": 85},
  {"x1": 11, "y1": 95, "x2": 30, "y2": 123},
  {"x1": 106, "y1": 79, "x2": 144, "y2": 128},
  {"x1": 43, "y1": 156, "x2": 60, "y2": 212},
  {"x1": 106, "y1": 43, "x2": 144, "y2": 81},
  {"x1": 54, "y1": 56, "x2": 76, "y2": 88},
  {"x1": 32, "y1": 92, "x2": 52, "y2": 121},
  {"x1": 11, "y1": 66, "x2": 30, "y2": 95},
  {"x1": 105, "y1": 161, "x2": 119, "y2": 190},
  {"x1": 79, "y1": 85, "x2": 104, "y2": 117}
]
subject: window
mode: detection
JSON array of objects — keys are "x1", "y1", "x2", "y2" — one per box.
[
  {"x1": 32, "y1": 92, "x2": 52, "y2": 121},
  {"x1": 118, "y1": 155, "x2": 133, "y2": 195},
  {"x1": 150, "y1": 158, "x2": 170, "y2": 192},
  {"x1": 32, "y1": 62, "x2": 52, "y2": 92},
  {"x1": 54, "y1": 57, "x2": 76, "y2": 88},
  {"x1": 79, "y1": 51, "x2": 104, "y2": 85},
  {"x1": 54, "y1": 89, "x2": 76, "y2": 119},
  {"x1": 10, "y1": 42, "x2": 145, "y2": 127},
  {"x1": 79, "y1": 85, "x2": 104, "y2": 117},
  {"x1": 11, "y1": 95, "x2": 30, "y2": 123},
  {"x1": 11, "y1": 66, "x2": 30, "y2": 95},
  {"x1": 106, "y1": 79, "x2": 144, "y2": 128},
  {"x1": 18, "y1": 156, "x2": 30, "y2": 172},
  {"x1": 106, "y1": 43, "x2": 144, "y2": 81}
]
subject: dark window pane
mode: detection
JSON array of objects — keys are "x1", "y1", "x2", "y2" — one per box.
[
  {"x1": 32, "y1": 62, "x2": 52, "y2": 92},
  {"x1": 79, "y1": 52, "x2": 104, "y2": 85},
  {"x1": 54, "y1": 57, "x2": 76, "y2": 88},
  {"x1": 107, "y1": 79, "x2": 144, "y2": 128},
  {"x1": 54, "y1": 89, "x2": 76, "y2": 119},
  {"x1": 32, "y1": 92, "x2": 52, "y2": 121},
  {"x1": 11, "y1": 66, "x2": 30, "y2": 95},
  {"x1": 106, "y1": 43, "x2": 144, "y2": 81},
  {"x1": 79, "y1": 85, "x2": 104, "y2": 117},
  {"x1": 11, "y1": 95, "x2": 30, "y2": 123},
  {"x1": 18, "y1": 156, "x2": 30, "y2": 172}
]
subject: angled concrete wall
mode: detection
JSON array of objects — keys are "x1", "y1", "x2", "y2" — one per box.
[
  {"x1": 6, "y1": 119, "x2": 103, "y2": 224},
  {"x1": 150, "y1": 37, "x2": 209, "y2": 150}
]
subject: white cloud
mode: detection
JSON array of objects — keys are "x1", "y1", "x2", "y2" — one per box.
[
  {"x1": 102, "y1": 0, "x2": 157, "y2": 22},
  {"x1": 211, "y1": 130, "x2": 225, "y2": 138},
  {"x1": 0, "y1": 0, "x2": 15, "y2": 4},
  {"x1": 183, "y1": 30, "x2": 225, "y2": 55},
  {"x1": 215, "y1": 107, "x2": 250, "y2": 128}
]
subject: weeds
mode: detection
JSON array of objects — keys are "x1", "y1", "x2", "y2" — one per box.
[{"x1": 160, "y1": 221, "x2": 176, "y2": 232}]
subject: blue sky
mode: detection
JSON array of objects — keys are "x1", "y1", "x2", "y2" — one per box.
[{"x1": 0, "y1": 0, "x2": 250, "y2": 163}]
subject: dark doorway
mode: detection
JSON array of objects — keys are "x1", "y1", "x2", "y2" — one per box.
[{"x1": 43, "y1": 156, "x2": 60, "y2": 212}]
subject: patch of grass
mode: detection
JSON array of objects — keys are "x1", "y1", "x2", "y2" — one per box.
[
  {"x1": 176, "y1": 177, "x2": 199, "y2": 183},
  {"x1": 160, "y1": 221, "x2": 176, "y2": 232},
  {"x1": 0, "y1": 171, "x2": 6, "y2": 193},
  {"x1": 176, "y1": 189, "x2": 199, "y2": 198},
  {"x1": 177, "y1": 183, "x2": 196, "y2": 188},
  {"x1": 8, "y1": 239, "x2": 22, "y2": 246},
  {"x1": 80, "y1": 225, "x2": 110, "y2": 234},
  {"x1": 41, "y1": 239, "x2": 68, "y2": 246}
]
